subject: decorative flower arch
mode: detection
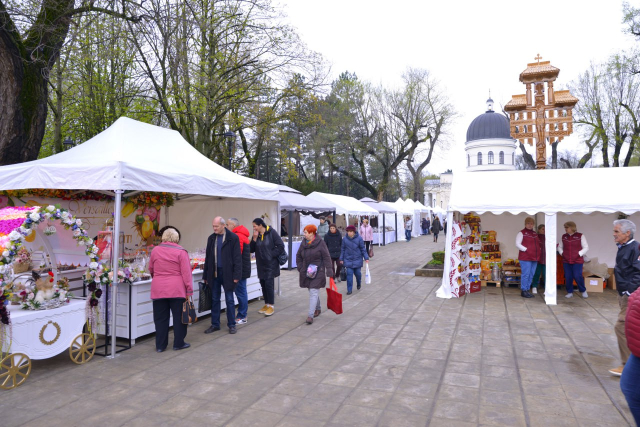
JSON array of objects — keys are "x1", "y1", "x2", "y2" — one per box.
[{"x1": 0, "y1": 205, "x2": 107, "y2": 330}]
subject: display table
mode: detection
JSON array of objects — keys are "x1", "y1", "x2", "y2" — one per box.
[
  {"x1": 98, "y1": 261, "x2": 263, "y2": 343},
  {"x1": 373, "y1": 231, "x2": 396, "y2": 245},
  {"x1": 281, "y1": 240, "x2": 302, "y2": 269}
]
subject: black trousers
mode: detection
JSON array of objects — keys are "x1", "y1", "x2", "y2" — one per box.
[
  {"x1": 364, "y1": 240, "x2": 372, "y2": 253},
  {"x1": 153, "y1": 298, "x2": 187, "y2": 350},
  {"x1": 260, "y1": 278, "x2": 275, "y2": 305}
]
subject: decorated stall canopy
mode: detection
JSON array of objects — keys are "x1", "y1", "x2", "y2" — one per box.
[
  {"x1": 278, "y1": 186, "x2": 335, "y2": 213},
  {"x1": 0, "y1": 117, "x2": 278, "y2": 201},
  {"x1": 439, "y1": 167, "x2": 640, "y2": 306}
]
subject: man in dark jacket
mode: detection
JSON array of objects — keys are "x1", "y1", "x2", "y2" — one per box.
[
  {"x1": 203, "y1": 217, "x2": 242, "y2": 334},
  {"x1": 228, "y1": 218, "x2": 251, "y2": 325},
  {"x1": 610, "y1": 219, "x2": 640, "y2": 376},
  {"x1": 250, "y1": 218, "x2": 284, "y2": 317}
]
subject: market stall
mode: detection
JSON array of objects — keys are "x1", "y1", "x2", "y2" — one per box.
[
  {"x1": 437, "y1": 168, "x2": 640, "y2": 305},
  {"x1": 359, "y1": 198, "x2": 399, "y2": 245},
  {"x1": 277, "y1": 185, "x2": 335, "y2": 269},
  {"x1": 0, "y1": 117, "x2": 280, "y2": 358},
  {"x1": 391, "y1": 200, "x2": 416, "y2": 240},
  {"x1": 306, "y1": 192, "x2": 379, "y2": 234}
]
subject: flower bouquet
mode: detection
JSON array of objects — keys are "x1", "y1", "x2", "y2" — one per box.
[{"x1": 12, "y1": 247, "x2": 31, "y2": 274}]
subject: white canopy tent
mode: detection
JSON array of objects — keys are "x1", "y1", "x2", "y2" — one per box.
[
  {"x1": 307, "y1": 192, "x2": 379, "y2": 218},
  {"x1": 360, "y1": 198, "x2": 401, "y2": 245},
  {"x1": 0, "y1": 117, "x2": 279, "y2": 357},
  {"x1": 397, "y1": 199, "x2": 422, "y2": 238},
  {"x1": 438, "y1": 168, "x2": 640, "y2": 305}
]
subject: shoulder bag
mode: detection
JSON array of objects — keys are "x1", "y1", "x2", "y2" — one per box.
[{"x1": 182, "y1": 296, "x2": 198, "y2": 324}]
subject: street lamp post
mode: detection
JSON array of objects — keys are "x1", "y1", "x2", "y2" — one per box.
[
  {"x1": 224, "y1": 131, "x2": 235, "y2": 171},
  {"x1": 63, "y1": 137, "x2": 75, "y2": 151}
]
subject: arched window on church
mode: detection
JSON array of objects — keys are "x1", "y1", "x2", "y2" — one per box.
[
  {"x1": 499, "y1": 151, "x2": 504, "y2": 164},
  {"x1": 488, "y1": 151, "x2": 494, "y2": 164},
  {"x1": 468, "y1": 154, "x2": 470, "y2": 166},
  {"x1": 477, "y1": 152, "x2": 482, "y2": 166}
]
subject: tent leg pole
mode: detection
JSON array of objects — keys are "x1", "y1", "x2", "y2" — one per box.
[
  {"x1": 382, "y1": 214, "x2": 386, "y2": 246},
  {"x1": 333, "y1": 211, "x2": 336, "y2": 224},
  {"x1": 395, "y1": 213, "x2": 398, "y2": 243},
  {"x1": 108, "y1": 189, "x2": 124, "y2": 359},
  {"x1": 288, "y1": 211, "x2": 293, "y2": 270}
]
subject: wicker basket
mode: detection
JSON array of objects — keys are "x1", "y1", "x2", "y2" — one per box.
[{"x1": 12, "y1": 261, "x2": 30, "y2": 274}]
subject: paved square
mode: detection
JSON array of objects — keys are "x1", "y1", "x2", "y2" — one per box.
[{"x1": 0, "y1": 236, "x2": 633, "y2": 426}]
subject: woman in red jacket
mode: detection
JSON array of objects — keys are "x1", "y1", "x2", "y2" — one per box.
[
  {"x1": 621, "y1": 290, "x2": 640, "y2": 426},
  {"x1": 515, "y1": 217, "x2": 540, "y2": 299},
  {"x1": 149, "y1": 227, "x2": 193, "y2": 352},
  {"x1": 558, "y1": 221, "x2": 589, "y2": 299}
]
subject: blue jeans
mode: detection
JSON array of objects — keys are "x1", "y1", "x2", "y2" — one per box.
[
  {"x1": 563, "y1": 263, "x2": 586, "y2": 293},
  {"x1": 405, "y1": 230, "x2": 412, "y2": 241},
  {"x1": 519, "y1": 260, "x2": 537, "y2": 291},
  {"x1": 234, "y1": 278, "x2": 248, "y2": 319},
  {"x1": 345, "y1": 267, "x2": 362, "y2": 292},
  {"x1": 211, "y1": 270, "x2": 236, "y2": 328},
  {"x1": 621, "y1": 354, "x2": 640, "y2": 426}
]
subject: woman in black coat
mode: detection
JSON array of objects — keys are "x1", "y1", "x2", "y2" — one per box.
[
  {"x1": 297, "y1": 224, "x2": 333, "y2": 324},
  {"x1": 324, "y1": 223, "x2": 343, "y2": 282},
  {"x1": 250, "y1": 218, "x2": 284, "y2": 317}
]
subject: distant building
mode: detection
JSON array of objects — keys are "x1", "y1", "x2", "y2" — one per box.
[
  {"x1": 465, "y1": 98, "x2": 517, "y2": 171},
  {"x1": 424, "y1": 171, "x2": 452, "y2": 209}
]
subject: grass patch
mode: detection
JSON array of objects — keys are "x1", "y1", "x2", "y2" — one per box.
[{"x1": 427, "y1": 259, "x2": 443, "y2": 266}]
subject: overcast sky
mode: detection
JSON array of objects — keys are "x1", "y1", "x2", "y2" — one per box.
[{"x1": 283, "y1": 0, "x2": 636, "y2": 174}]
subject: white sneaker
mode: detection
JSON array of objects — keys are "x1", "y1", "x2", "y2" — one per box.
[
  {"x1": 565, "y1": 293, "x2": 573, "y2": 298},
  {"x1": 236, "y1": 318, "x2": 247, "y2": 325},
  {"x1": 582, "y1": 292, "x2": 588, "y2": 298},
  {"x1": 532, "y1": 288, "x2": 538, "y2": 294}
]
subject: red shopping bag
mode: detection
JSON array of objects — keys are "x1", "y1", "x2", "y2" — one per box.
[{"x1": 326, "y1": 278, "x2": 343, "y2": 315}]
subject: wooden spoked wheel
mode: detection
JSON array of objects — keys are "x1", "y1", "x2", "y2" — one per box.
[
  {"x1": 69, "y1": 333, "x2": 96, "y2": 365},
  {"x1": 0, "y1": 353, "x2": 31, "y2": 390}
]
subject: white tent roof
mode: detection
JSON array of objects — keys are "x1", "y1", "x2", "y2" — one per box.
[
  {"x1": 432, "y1": 206, "x2": 446, "y2": 214},
  {"x1": 359, "y1": 198, "x2": 400, "y2": 214},
  {"x1": 0, "y1": 117, "x2": 278, "y2": 200},
  {"x1": 396, "y1": 198, "x2": 421, "y2": 214},
  {"x1": 449, "y1": 168, "x2": 640, "y2": 215},
  {"x1": 278, "y1": 185, "x2": 335, "y2": 212},
  {"x1": 307, "y1": 192, "x2": 379, "y2": 216},
  {"x1": 390, "y1": 200, "x2": 413, "y2": 215},
  {"x1": 414, "y1": 200, "x2": 432, "y2": 213}
]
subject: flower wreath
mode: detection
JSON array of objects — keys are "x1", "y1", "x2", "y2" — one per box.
[{"x1": 0, "y1": 205, "x2": 107, "y2": 332}]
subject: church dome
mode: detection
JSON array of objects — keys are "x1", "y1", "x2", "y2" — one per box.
[{"x1": 466, "y1": 98, "x2": 512, "y2": 142}]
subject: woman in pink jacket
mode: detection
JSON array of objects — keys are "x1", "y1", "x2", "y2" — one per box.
[
  {"x1": 149, "y1": 227, "x2": 193, "y2": 352},
  {"x1": 360, "y1": 218, "x2": 374, "y2": 255}
]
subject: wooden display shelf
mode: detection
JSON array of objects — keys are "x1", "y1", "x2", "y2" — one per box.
[{"x1": 481, "y1": 280, "x2": 501, "y2": 288}]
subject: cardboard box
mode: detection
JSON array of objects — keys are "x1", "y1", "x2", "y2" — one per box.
[
  {"x1": 583, "y1": 273, "x2": 604, "y2": 293},
  {"x1": 470, "y1": 281, "x2": 482, "y2": 293}
]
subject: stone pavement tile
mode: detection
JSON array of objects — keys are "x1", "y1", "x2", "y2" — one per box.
[
  {"x1": 395, "y1": 379, "x2": 438, "y2": 398},
  {"x1": 307, "y1": 383, "x2": 354, "y2": 403},
  {"x1": 428, "y1": 416, "x2": 477, "y2": 427},
  {"x1": 358, "y1": 375, "x2": 401, "y2": 393},
  {"x1": 120, "y1": 412, "x2": 183, "y2": 427},
  {"x1": 384, "y1": 345, "x2": 419, "y2": 357},
  {"x1": 81, "y1": 404, "x2": 146, "y2": 427},
  {"x1": 415, "y1": 348, "x2": 448, "y2": 360},
  {"x1": 432, "y1": 399, "x2": 479, "y2": 423},
  {"x1": 442, "y1": 372, "x2": 481, "y2": 388},
  {"x1": 387, "y1": 393, "x2": 432, "y2": 416},
  {"x1": 556, "y1": 372, "x2": 601, "y2": 387},
  {"x1": 420, "y1": 339, "x2": 451, "y2": 350},
  {"x1": 377, "y1": 410, "x2": 428, "y2": 427},
  {"x1": 225, "y1": 408, "x2": 284, "y2": 427},
  {"x1": 355, "y1": 342, "x2": 388, "y2": 354},
  {"x1": 479, "y1": 404, "x2": 527, "y2": 427},
  {"x1": 480, "y1": 389, "x2": 523, "y2": 409},
  {"x1": 1, "y1": 408, "x2": 44, "y2": 427},
  {"x1": 344, "y1": 388, "x2": 394, "y2": 407},
  {"x1": 483, "y1": 354, "x2": 517, "y2": 367},
  {"x1": 570, "y1": 400, "x2": 629, "y2": 425},
  {"x1": 519, "y1": 368, "x2": 561, "y2": 385},
  {"x1": 378, "y1": 354, "x2": 413, "y2": 367},
  {"x1": 445, "y1": 361, "x2": 482, "y2": 376},
  {"x1": 364, "y1": 335, "x2": 395, "y2": 345},
  {"x1": 271, "y1": 378, "x2": 315, "y2": 397},
  {"x1": 258, "y1": 362, "x2": 298, "y2": 379},
  {"x1": 206, "y1": 368, "x2": 249, "y2": 385},
  {"x1": 439, "y1": 384, "x2": 480, "y2": 402},
  {"x1": 525, "y1": 395, "x2": 573, "y2": 416},
  {"x1": 344, "y1": 351, "x2": 379, "y2": 364},
  {"x1": 250, "y1": 392, "x2": 302, "y2": 414},
  {"x1": 522, "y1": 382, "x2": 567, "y2": 399},
  {"x1": 125, "y1": 370, "x2": 167, "y2": 388},
  {"x1": 321, "y1": 371, "x2": 363, "y2": 387},
  {"x1": 288, "y1": 398, "x2": 341, "y2": 421},
  {"x1": 334, "y1": 359, "x2": 375, "y2": 375},
  {"x1": 528, "y1": 412, "x2": 579, "y2": 427},
  {"x1": 562, "y1": 383, "x2": 612, "y2": 403},
  {"x1": 482, "y1": 376, "x2": 521, "y2": 392},
  {"x1": 287, "y1": 367, "x2": 329, "y2": 384},
  {"x1": 482, "y1": 364, "x2": 517, "y2": 379},
  {"x1": 330, "y1": 404, "x2": 383, "y2": 425},
  {"x1": 276, "y1": 415, "x2": 326, "y2": 427},
  {"x1": 150, "y1": 394, "x2": 208, "y2": 418}
]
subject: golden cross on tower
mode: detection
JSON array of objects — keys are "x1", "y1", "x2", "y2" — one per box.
[{"x1": 504, "y1": 58, "x2": 579, "y2": 169}]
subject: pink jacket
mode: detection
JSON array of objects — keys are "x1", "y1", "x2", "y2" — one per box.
[
  {"x1": 360, "y1": 224, "x2": 373, "y2": 241},
  {"x1": 149, "y1": 242, "x2": 193, "y2": 299}
]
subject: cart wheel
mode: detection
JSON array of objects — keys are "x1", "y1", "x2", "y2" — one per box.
[
  {"x1": 0, "y1": 353, "x2": 31, "y2": 390},
  {"x1": 69, "y1": 333, "x2": 96, "y2": 365}
]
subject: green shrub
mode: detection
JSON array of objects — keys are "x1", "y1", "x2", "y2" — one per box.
[
  {"x1": 432, "y1": 251, "x2": 445, "y2": 262},
  {"x1": 427, "y1": 259, "x2": 443, "y2": 266}
]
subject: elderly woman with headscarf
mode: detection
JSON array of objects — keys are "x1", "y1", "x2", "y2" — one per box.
[
  {"x1": 558, "y1": 221, "x2": 589, "y2": 299},
  {"x1": 149, "y1": 227, "x2": 193, "y2": 352},
  {"x1": 296, "y1": 224, "x2": 333, "y2": 324}
]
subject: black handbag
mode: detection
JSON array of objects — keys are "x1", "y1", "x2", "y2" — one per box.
[
  {"x1": 198, "y1": 281, "x2": 212, "y2": 313},
  {"x1": 340, "y1": 265, "x2": 347, "y2": 281},
  {"x1": 182, "y1": 296, "x2": 198, "y2": 324},
  {"x1": 277, "y1": 250, "x2": 288, "y2": 266}
]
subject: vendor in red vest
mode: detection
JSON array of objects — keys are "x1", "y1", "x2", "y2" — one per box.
[
  {"x1": 515, "y1": 217, "x2": 540, "y2": 299},
  {"x1": 558, "y1": 221, "x2": 589, "y2": 299},
  {"x1": 531, "y1": 224, "x2": 546, "y2": 295}
]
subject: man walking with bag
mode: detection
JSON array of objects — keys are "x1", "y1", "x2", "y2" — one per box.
[
  {"x1": 228, "y1": 218, "x2": 251, "y2": 325},
  {"x1": 609, "y1": 219, "x2": 640, "y2": 376},
  {"x1": 203, "y1": 217, "x2": 242, "y2": 335}
]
